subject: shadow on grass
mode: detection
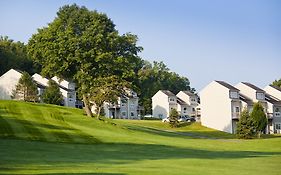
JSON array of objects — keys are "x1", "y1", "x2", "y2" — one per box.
[
  {"x1": 126, "y1": 125, "x2": 235, "y2": 139},
  {"x1": 34, "y1": 173, "x2": 125, "y2": 175}
]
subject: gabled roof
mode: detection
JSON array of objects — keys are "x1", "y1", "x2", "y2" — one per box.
[
  {"x1": 160, "y1": 90, "x2": 176, "y2": 96},
  {"x1": 181, "y1": 91, "x2": 196, "y2": 96},
  {"x1": 269, "y1": 84, "x2": 281, "y2": 92},
  {"x1": 265, "y1": 93, "x2": 281, "y2": 105},
  {"x1": 241, "y1": 82, "x2": 264, "y2": 92},
  {"x1": 177, "y1": 97, "x2": 187, "y2": 105},
  {"x1": 215, "y1": 81, "x2": 239, "y2": 91},
  {"x1": 239, "y1": 94, "x2": 253, "y2": 105}
]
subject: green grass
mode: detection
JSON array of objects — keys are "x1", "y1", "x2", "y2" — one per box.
[{"x1": 0, "y1": 100, "x2": 281, "y2": 175}]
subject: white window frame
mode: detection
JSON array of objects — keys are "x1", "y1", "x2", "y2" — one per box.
[
  {"x1": 256, "y1": 92, "x2": 265, "y2": 100},
  {"x1": 275, "y1": 123, "x2": 281, "y2": 130},
  {"x1": 229, "y1": 91, "x2": 238, "y2": 99}
]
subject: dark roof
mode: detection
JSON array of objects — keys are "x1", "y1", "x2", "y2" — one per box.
[
  {"x1": 239, "y1": 94, "x2": 253, "y2": 104},
  {"x1": 265, "y1": 93, "x2": 281, "y2": 105},
  {"x1": 269, "y1": 85, "x2": 281, "y2": 92},
  {"x1": 160, "y1": 90, "x2": 176, "y2": 96},
  {"x1": 242, "y1": 82, "x2": 264, "y2": 92},
  {"x1": 177, "y1": 97, "x2": 187, "y2": 105},
  {"x1": 215, "y1": 81, "x2": 239, "y2": 91},
  {"x1": 182, "y1": 91, "x2": 196, "y2": 96}
]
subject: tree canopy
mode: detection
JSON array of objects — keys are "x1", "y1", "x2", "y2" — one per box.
[
  {"x1": 272, "y1": 79, "x2": 281, "y2": 88},
  {"x1": 137, "y1": 61, "x2": 194, "y2": 114},
  {"x1": 42, "y1": 80, "x2": 63, "y2": 105},
  {"x1": 12, "y1": 72, "x2": 38, "y2": 102},
  {"x1": 27, "y1": 4, "x2": 143, "y2": 117},
  {"x1": 250, "y1": 102, "x2": 267, "y2": 138},
  {"x1": 0, "y1": 36, "x2": 35, "y2": 75}
]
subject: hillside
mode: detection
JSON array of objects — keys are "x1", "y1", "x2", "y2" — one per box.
[{"x1": 0, "y1": 100, "x2": 281, "y2": 175}]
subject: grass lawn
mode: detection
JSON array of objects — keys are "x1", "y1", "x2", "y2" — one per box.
[{"x1": 0, "y1": 100, "x2": 281, "y2": 175}]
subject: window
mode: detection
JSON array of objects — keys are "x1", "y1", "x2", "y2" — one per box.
[
  {"x1": 169, "y1": 98, "x2": 175, "y2": 102},
  {"x1": 256, "y1": 92, "x2": 265, "y2": 100},
  {"x1": 131, "y1": 112, "x2": 134, "y2": 117},
  {"x1": 158, "y1": 114, "x2": 163, "y2": 118},
  {"x1": 121, "y1": 103, "x2": 126, "y2": 107},
  {"x1": 275, "y1": 108, "x2": 280, "y2": 117},
  {"x1": 235, "y1": 107, "x2": 240, "y2": 113},
  {"x1": 183, "y1": 107, "x2": 187, "y2": 111},
  {"x1": 122, "y1": 112, "x2": 126, "y2": 117},
  {"x1": 130, "y1": 104, "x2": 135, "y2": 108},
  {"x1": 192, "y1": 108, "x2": 195, "y2": 112},
  {"x1": 276, "y1": 123, "x2": 281, "y2": 130},
  {"x1": 230, "y1": 91, "x2": 238, "y2": 99},
  {"x1": 191, "y1": 98, "x2": 196, "y2": 102}
]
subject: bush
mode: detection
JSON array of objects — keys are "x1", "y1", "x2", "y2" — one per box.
[
  {"x1": 169, "y1": 109, "x2": 179, "y2": 128},
  {"x1": 236, "y1": 109, "x2": 255, "y2": 139}
]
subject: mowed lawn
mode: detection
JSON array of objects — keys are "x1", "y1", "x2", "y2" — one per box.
[{"x1": 0, "y1": 100, "x2": 281, "y2": 175}]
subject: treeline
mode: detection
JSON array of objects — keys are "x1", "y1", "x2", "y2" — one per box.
[{"x1": 0, "y1": 4, "x2": 192, "y2": 116}]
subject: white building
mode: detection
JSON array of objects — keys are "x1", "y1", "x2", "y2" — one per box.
[
  {"x1": 200, "y1": 80, "x2": 281, "y2": 134},
  {"x1": 152, "y1": 90, "x2": 178, "y2": 119},
  {"x1": 264, "y1": 85, "x2": 281, "y2": 133},
  {"x1": 152, "y1": 90, "x2": 198, "y2": 119},
  {"x1": 200, "y1": 81, "x2": 241, "y2": 134},
  {"x1": 91, "y1": 89, "x2": 140, "y2": 119},
  {"x1": 176, "y1": 91, "x2": 199, "y2": 117},
  {"x1": 0, "y1": 69, "x2": 22, "y2": 100},
  {"x1": 0, "y1": 69, "x2": 76, "y2": 107}
]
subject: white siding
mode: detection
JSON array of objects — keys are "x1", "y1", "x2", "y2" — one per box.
[
  {"x1": 0, "y1": 69, "x2": 22, "y2": 100},
  {"x1": 200, "y1": 81, "x2": 234, "y2": 133}
]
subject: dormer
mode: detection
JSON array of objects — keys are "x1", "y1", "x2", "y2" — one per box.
[{"x1": 236, "y1": 82, "x2": 265, "y2": 102}]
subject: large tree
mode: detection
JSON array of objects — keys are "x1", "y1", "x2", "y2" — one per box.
[
  {"x1": 12, "y1": 72, "x2": 38, "y2": 102},
  {"x1": 0, "y1": 36, "x2": 35, "y2": 75},
  {"x1": 138, "y1": 61, "x2": 194, "y2": 115},
  {"x1": 250, "y1": 102, "x2": 267, "y2": 138},
  {"x1": 27, "y1": 4, "x2": 142, "y2": 117},
  {"x1": 42, "y1": 80, "x2": 63, "y2": 105}
]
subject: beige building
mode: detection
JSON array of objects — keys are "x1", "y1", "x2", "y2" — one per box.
[{"x1": 200, "y1": 81, "x2": 241, "y2": 134}]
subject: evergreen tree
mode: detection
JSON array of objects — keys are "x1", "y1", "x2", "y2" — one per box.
[
  {"x1": 250, "y1": 102, "x2": 267, "y2": 138},
  {"x1": 42, "y1": 80, "x2": 63, "y2": 105},
  {"x1": 236, "y1": 108, "x2": 255, "y2": 139},
  {"x1": 169, "y1": 108, "x2": 179, "y2": 128},
  {"x1": 12, "y1": 72, "x2": 38, "y2": 102}
]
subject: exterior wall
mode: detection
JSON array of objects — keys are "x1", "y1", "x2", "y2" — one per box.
[
  {"x1": 152, "y1": 91, "x2": 170, "y2": 119},
  {"x1": 176, "y1": 91, "x2": 199, "y2": 116},
  {"x1": 236, "y1": 83, "x2": 257, "y2": 101},
  {"x1": 200, "y1": 81, "x2": 234, "y2": 133},
  {"x1": 52, "y1": 76, "x2": 75, "y2": 90},
  {"x1": 152, "y1": 91, "x2": 178, "y2": 119},
  {"x1": 264, "y1": 86, "x2": 281, "y2": 100},
  {"x1": 177, "y1": 103, "x2": 189, "y2": 116},
  {"x1": 0, "y1": 69, "x2": 22, "y2": 100}
]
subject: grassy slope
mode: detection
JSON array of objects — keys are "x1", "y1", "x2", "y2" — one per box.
[{"x1": 0, "y1": 100, "x2": 281, "y2": 175}]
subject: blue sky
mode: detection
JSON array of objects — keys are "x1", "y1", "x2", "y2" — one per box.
[{"x1": 0, "y1": 0, "x2": 280, "y2": 91}]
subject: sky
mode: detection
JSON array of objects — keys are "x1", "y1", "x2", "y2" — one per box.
[{"x1": 0, "y1": 0, "x2": 280, "y2": 92}]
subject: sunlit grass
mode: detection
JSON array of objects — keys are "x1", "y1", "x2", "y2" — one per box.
[{"x1": 0, "y1": 100, "x2": 281, "y2": 175}]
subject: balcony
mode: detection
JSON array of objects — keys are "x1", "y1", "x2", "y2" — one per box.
[{"x1": 267, "y1": 113, "x2": 274, "y2": 119}]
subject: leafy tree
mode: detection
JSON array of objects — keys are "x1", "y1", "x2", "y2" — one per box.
[
  {"x1": 12, "y1": 72, "x2": 38, "y2": 102},
  {"x1": 137, "y1": 61, "x2": 194, "y2": 114},
  {"x1": 0, "y1": 36, "x2": 36, "y2": 75},
  {"x1": 250, "y1": 102, "x2": 267, "y2": 138},
  {"x1": 272, "y1": 79, "x2": 281, "y2": 88},
  {"x1": 236, "y1": 108, "x2": 255, "y2": 139},
  {"x1": 27, "y1": 4, "x2": 142, "y2": 117},
  {"x1": 42, "y1": 80, "x2": 63, "y2": 105},
  {"x1": 169, "y1": 108, "x2": 179, "y2": 128},
  {"x1": 90, "y1": 75, "x2": 130, "y2": 117}
]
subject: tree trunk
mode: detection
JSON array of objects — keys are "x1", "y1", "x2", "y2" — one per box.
[{"x1": 82, "y1": 94, "x2": 93, "y2": 117}]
